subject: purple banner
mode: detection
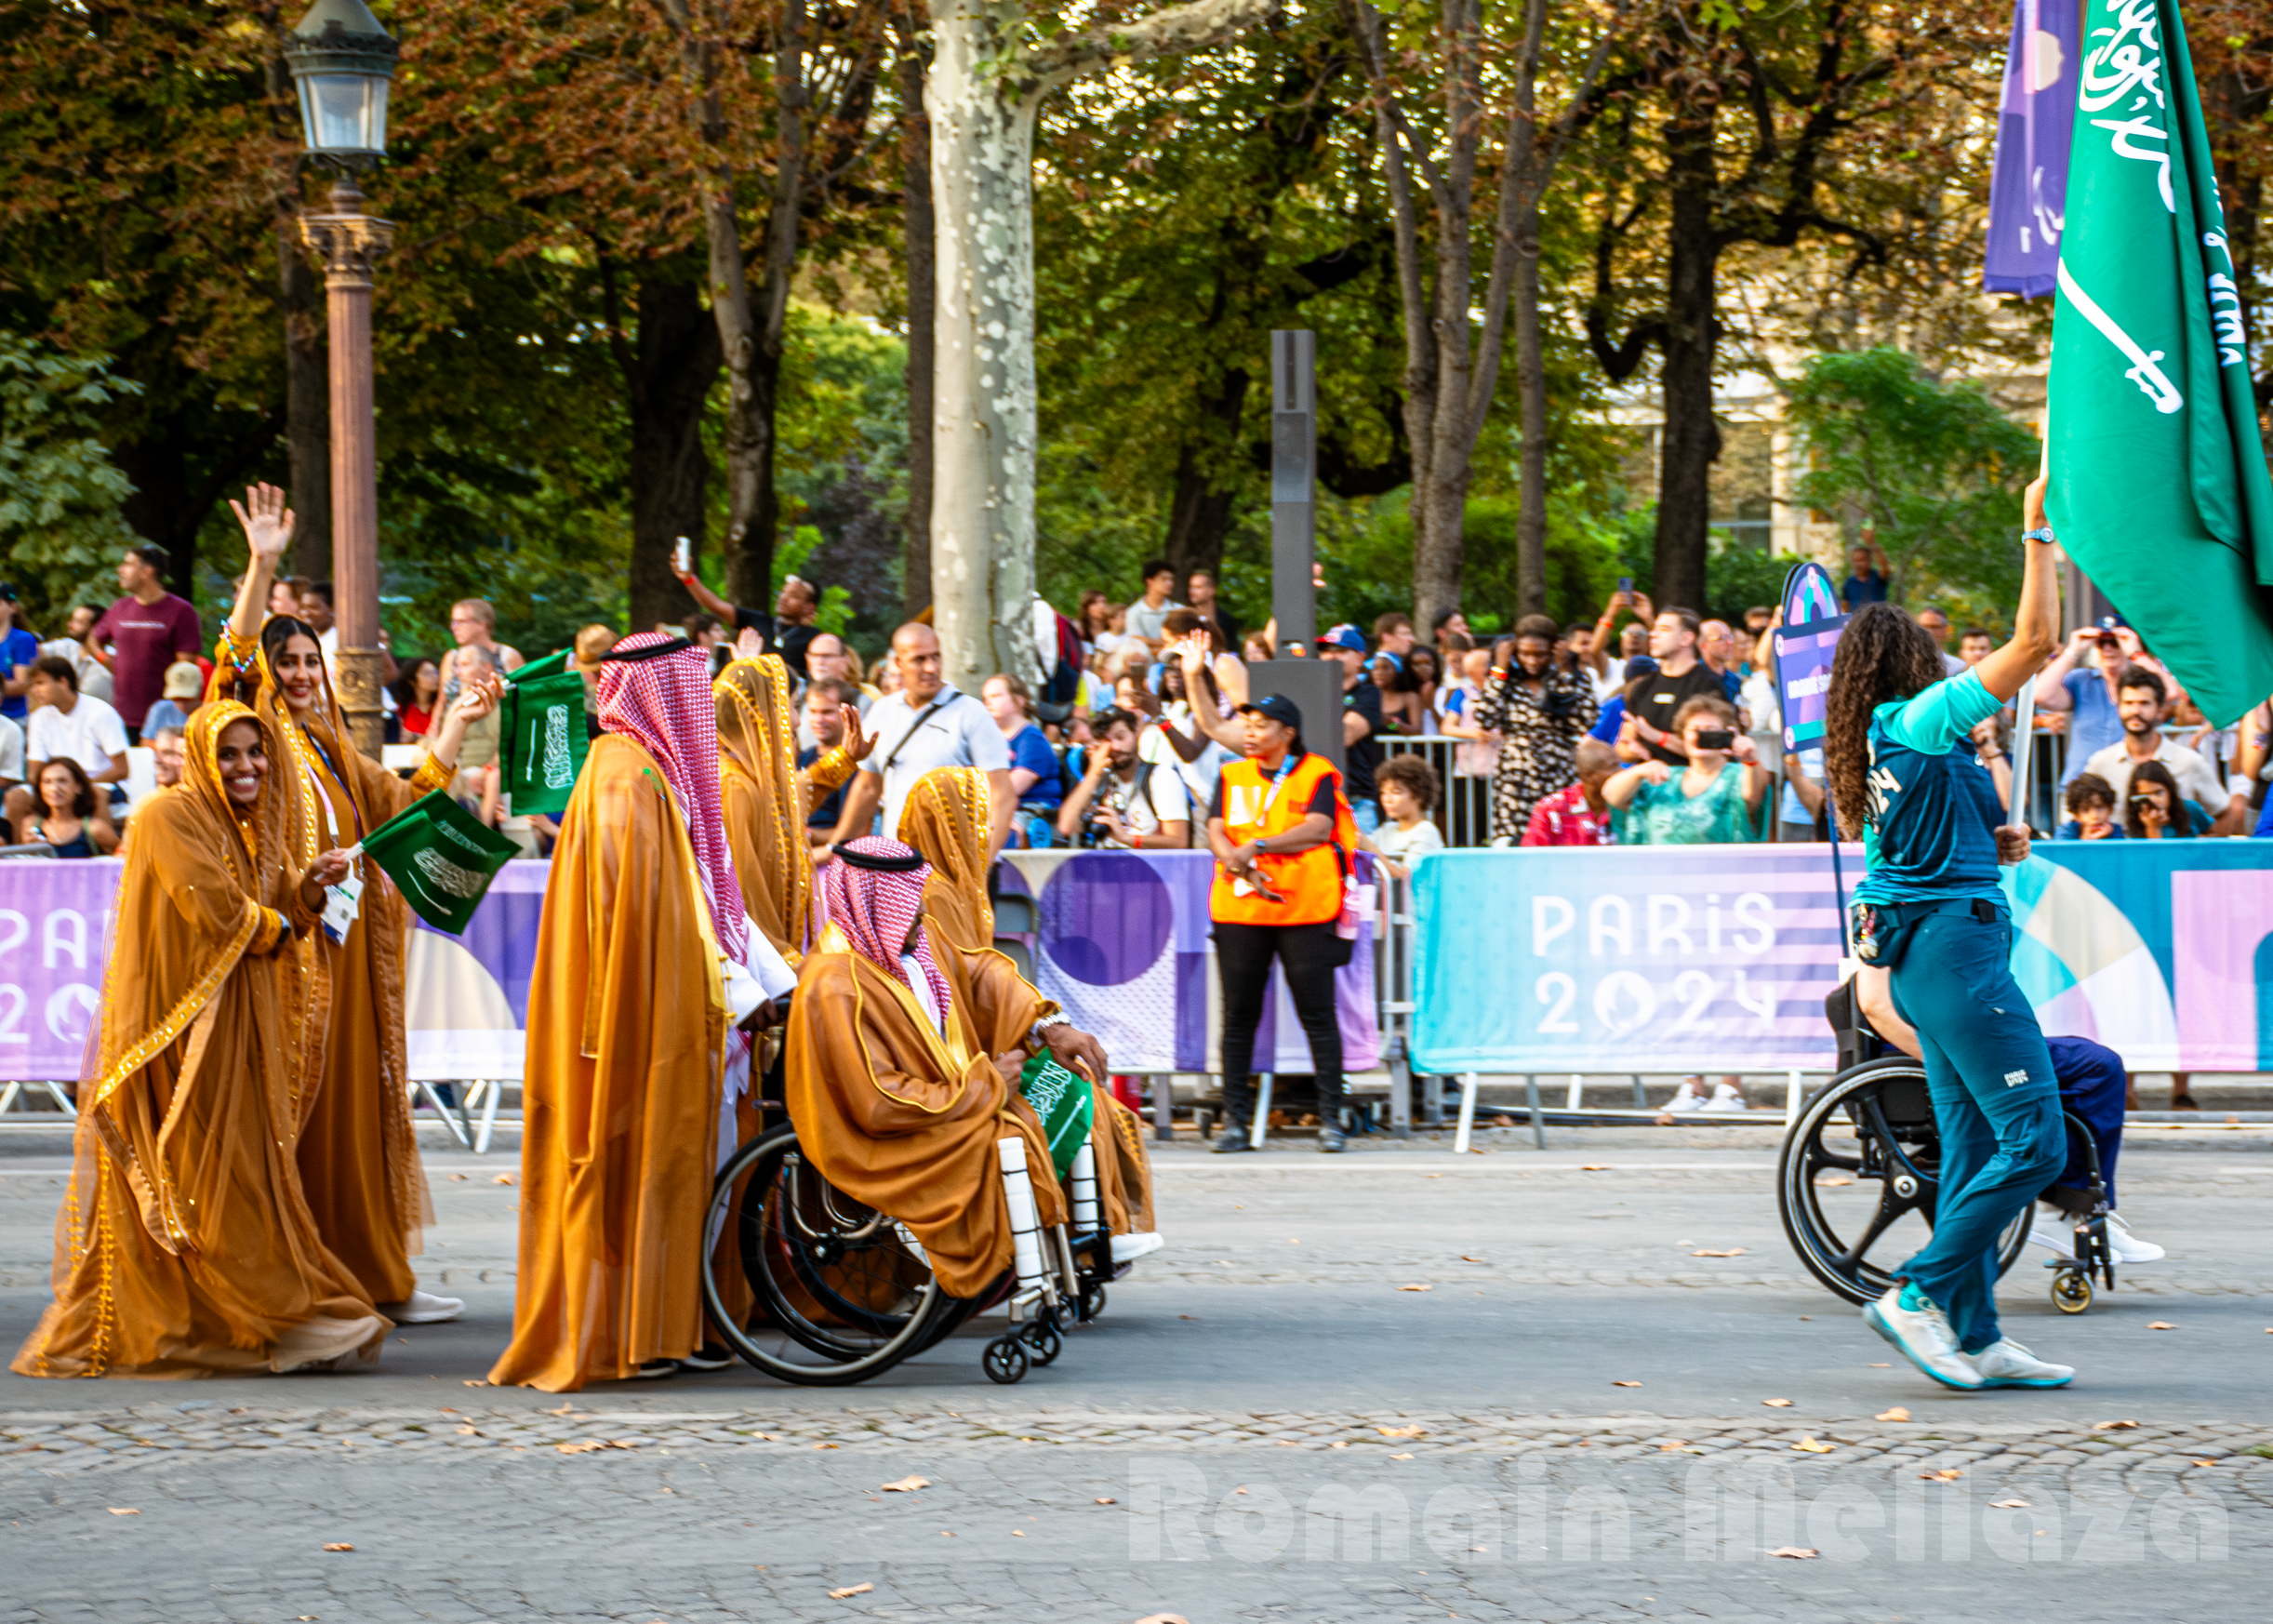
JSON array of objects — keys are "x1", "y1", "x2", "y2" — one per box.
[{"x1": 1984, "y1": 0, "x2": 2080, "y2": 297}]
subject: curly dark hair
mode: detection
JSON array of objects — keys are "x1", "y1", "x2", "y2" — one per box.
[
  {"x1": 2124, "y1": 759, "x2": 2198, "y2": 838},
  {"x1": 1824, "y1": 604, "x2": 1949, "y2": 839}
]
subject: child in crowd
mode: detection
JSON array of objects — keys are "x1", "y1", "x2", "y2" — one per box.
[
  {"x1": 1369, "y1": 754, "x2": 1444, "y2": 879},
  {"x1": 2055, "y1": 772, "x2": 2124, "y2": 841}
]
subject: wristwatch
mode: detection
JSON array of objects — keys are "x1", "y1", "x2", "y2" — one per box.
[{"x1": 2022, "y1": 526, "x2": 2056, "y2": 545}]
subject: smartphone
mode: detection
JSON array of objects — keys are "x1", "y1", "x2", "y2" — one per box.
[
  {"x1": 672, "y1": 537, "x2": 692, "y2": 576},
  {"x1": 1695, "y1": 727, "x2": 1735, "y2": 751},
  {"x1": 1617, "y1": 577, "x2": 1633, "y2": 594}
]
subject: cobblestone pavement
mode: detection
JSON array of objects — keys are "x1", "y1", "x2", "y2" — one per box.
[
  {"x1": 6, "y1": 1402, "x2": 2270, "y2": 1620},
  {"x1": 5, "y1": 1133, "x2": 2272, "y2": 1618}
]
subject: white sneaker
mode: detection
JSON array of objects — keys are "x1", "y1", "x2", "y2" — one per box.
[
  {"x1": 1699, "y1": 1084, "x2": 1748, "y2": 1113},
  {"x1": 1667, "y1": 1082, "x2": 1707, "y2": 1112},
  {"x1": 1110, "y1": 1231, "x2": 1164, "y2": 1264},
  {"x1": 2107, "y1": 1212, "x2": 2166, "y2": 1264},
  {"x1": 1971, "y1": 1338, "x2": 2075, "y2": 1388},
  {"x1": 2028, "y1": 1208, "x2": 2081, "y2": 1256},
  {"x1": 1862, "y1": 1284, "x2": 1984, "y2": 1390},
  {"x1": 379, "y1": 1288, "x2": 465, "y2": 1324}
]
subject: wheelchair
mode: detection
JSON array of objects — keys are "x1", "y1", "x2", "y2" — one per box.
[
  {"x1": 1776, "y1": 980, "x2": 2119, "y2": 1314},
  {"x1": 698, "y1": 1022, "x2": 1124, "y2": 1385}
]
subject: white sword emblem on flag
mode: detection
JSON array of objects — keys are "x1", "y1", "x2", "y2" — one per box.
[{"x1": 2056, "y1": 260, "x2": 2185, "y2": 413}]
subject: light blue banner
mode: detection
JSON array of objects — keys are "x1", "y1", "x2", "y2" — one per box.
[{"x1": 1408, "y1": 842, "x2": 2273, "y2": 1076}]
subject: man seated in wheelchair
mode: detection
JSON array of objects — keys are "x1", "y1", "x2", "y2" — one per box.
[
  {"x1": 783, "y1": 835, "x2": 1150, "y2": 1299},
  {"x1": 1850, "y1": 967, "x2": 2165, "y2": 1264}
]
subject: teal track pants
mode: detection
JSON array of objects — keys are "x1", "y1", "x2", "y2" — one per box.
[{"x1": 1886, "y1": 907, "x2": 2066, "y2": 1354}]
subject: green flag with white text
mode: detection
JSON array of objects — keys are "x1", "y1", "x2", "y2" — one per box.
[
  {"x1": 360, "y1": 790, "x2": 520, "y2": 935},
  {"x1": 498, "y1": 650, "x2": 589, "y2": 818},
  {"x1": 2047, "y1": 0, "x2": 2273, "y2": 724}
]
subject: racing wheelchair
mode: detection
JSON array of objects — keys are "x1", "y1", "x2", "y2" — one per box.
[
  {"x1": 1776, "y1": 978, "x2": 2119, "y2": 1314},
  {"x1": 697, "y1": 1027, "x2": 1124, "y2": 1386}
]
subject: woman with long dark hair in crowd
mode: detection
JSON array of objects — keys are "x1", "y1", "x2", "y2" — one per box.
[
  {"x1": 388, "y1": 657, "x2": 443, "y2": 739},
  {"x1": 1822, "y1": 472, "x2": 2068, "y2": 1393},
  {"x1": 2122, "y1": 759, "x2": 2203, "y2": 839},
  {"x1": 222, "y1": 485, "x2": 501, "y2": 1330},
  {"x1": 21, "y1": 757, "x2": 117, "y2": 857},
  {"x1": 1473, "y1": 614, "x2": 1599, "y2": 845}
]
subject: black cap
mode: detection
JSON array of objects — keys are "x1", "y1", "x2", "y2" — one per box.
[{"x1": 1237, "y1": 693, "x2": 1303, "y2": 731}]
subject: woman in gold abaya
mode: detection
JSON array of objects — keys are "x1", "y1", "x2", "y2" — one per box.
[
  {"x1": 13, "y1": 703, "x2": 385, "y2": 1378},
  {"x1": 897, "y1": 766, "x2": 1156, "y2": 1240},
  {"x1": 219, "y1": 485, "x2": 501, "y2": 1323}
]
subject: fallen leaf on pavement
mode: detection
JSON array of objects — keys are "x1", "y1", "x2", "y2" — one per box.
[
  {"x1": 828, "y1": 1583, "x2": 873, "y2": 1599},
  {"x1": 462, "y1": 1379, "x2": 488, "y2": 1387},
  {"x1": 1653, "y1": 1112, "x2": 1677, "y2": 1125},
  {"x1": 1792, "y1": 1437, "x2": 1835, "y2": 1454},
  {"x1": 1761, "y1": 1398, "x2": 1793, "y2": 1407},
  {"x1": 1692, "y1": 1248, "x2": 1747, "y2": 1258},
  {"x1": 1376, "y1": 1425, "x2": 1426, "y2": 1437},
  {"x1": 1328, "y1": 1440, "x2": 1349, "y2": 1449},
  {"x1": 491, "y1": 1174, "x2": 515, "y2": 1185},
  {"x1": 2147, "y1": 1322, "x2": 2176, "y2": 1331},
  {"x1": 1876, "y1": 1407, "x2": 1910, "y2": 1423},
  {"x1": 1658, "y1": 1442, "x2": 1695, "y2": 1453},
  {"x1": 1612, "y1": 1380, "x2": 1642, "y2": 1388},
  {"x1": 546, "y1": 1403, "x2": 574, "y2": 1415},
  {"x1": 2093, "y1": 1419, "x2": 2139, "y2": 1431},
  {"x1": 1389, "y1": 1452, "x2": 1415, "y2": 1459},
  {"x1": 2194, "y1": 1458, "x2": 2219, "y2": 1468},
  {"x1": 1094, "y1": 1498, "x2": 1117, "y2": 1505},
  {"x1": 106, "y1": 1508, "x2": 139, "y2": 1516},
  {"x1": 323, "y1": 1542, "x2": 354, "y2": 1551},
  {"x1": 813, "y1": 1443, "x2": 840, "y2": 1450},
  {"x1": 456, "y1": 1425, "x2": 479, "y2": 1436},
  {"x1": 1581, "y1": 1165, "x2": 1611, "y2": 1171},
  {"x1": 557, "y1": 1440, "x2": 633, "y2": 1454},
  {"x1": 1460, "y1": 1255, "x2": 1487, "y2": 1262},
  {"x1": 1920, "y1": 1470, "x2": 1963, "y2": 1482},
  {"x1": 1768, "y1": 1547, "x2": 1818, "y2": 1559},
  {"x1": 1990, "y1": 1499, "x2": 2030, "y2": 1509},
  {"x1": 1399, "y1": 1284, "x2": 1433, "y2": 1292},
  {"x1": 881, "y1": 1476, "x2": 928, "y2": 1493},
  {"x1": 447, "y1": 1173, "x2": 467, "y2": 1181}
]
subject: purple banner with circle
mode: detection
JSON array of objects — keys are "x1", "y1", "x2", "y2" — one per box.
[{"x1": 998, "y1": 849, "x2": 1380, "y2": 1077}]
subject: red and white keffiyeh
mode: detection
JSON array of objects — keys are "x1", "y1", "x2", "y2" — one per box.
[
  {"x1": 595, "y1": 632, "x2": 750, "y2": 965},
  {"x1": 818, "y1": 836, "x2": 953, "y2": 1017}
]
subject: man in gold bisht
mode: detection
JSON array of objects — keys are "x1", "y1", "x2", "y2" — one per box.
[
  {"x1": 897, "y1": 767, "x2": 1159, "y2": 1253},
  {"x1": 221, "y1": 485, "x2": 501, "y2": 1327},
  {"x1": 784, "y1": 836, "x2": 1110, "y2": 1298},
  {"x1": 489, "y1": 632, "x2": 797, "y2": 1391},
  {"x1": 14, "y1": 703, "x2": 386, "y2": 1378},
  {"x1": 711, "y1": 639, "x2": 867, "y2": 961}
]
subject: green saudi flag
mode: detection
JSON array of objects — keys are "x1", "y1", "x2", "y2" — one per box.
[
  {"x1": 498, "y1": 650, "x2": 589, "y2": 819},
  {"x1": 1017, "y1": 1051, "x2": 1096, "y2": 1180},
  {"x1": 359, "y1": 789, "x2": 520, "y2": 935},
  {"x1": 2046, "y1": 0, "x2": 2273, "y2": 724}
]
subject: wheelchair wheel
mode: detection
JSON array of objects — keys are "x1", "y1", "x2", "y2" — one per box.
[
  {"x1": 701, "y1": 1123, "x2": 967, "y2": 1385},
  {"x1": 1777, "y1": 1058, "x2": 2028, "y2": 1307},
  {"x1": 2051, "y1": 1267, "x2": 2094, "y2": 1313}
]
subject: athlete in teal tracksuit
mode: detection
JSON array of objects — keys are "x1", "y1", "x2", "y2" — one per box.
[{"x1": 1824, "y1": 473, "x2": 2072, "y2": 1391}]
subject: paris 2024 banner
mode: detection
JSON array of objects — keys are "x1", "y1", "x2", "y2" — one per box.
[{"x1": 1407, "y1": 843, "x2": 2273, "y2": 1078}]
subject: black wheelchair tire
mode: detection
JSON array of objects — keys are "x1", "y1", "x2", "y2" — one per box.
[{"x1": 1778, "y1": 1058, "x2": 2029, "y2": 1307}]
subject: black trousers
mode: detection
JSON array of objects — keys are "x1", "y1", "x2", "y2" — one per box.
[{"x1": 1216, "y1": 919, "x2": 1344, "y2": 1124}]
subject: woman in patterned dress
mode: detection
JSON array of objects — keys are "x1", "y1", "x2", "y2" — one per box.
[{"x1": 1472, "y1": 615, "x2": 1600, "y2": 844}]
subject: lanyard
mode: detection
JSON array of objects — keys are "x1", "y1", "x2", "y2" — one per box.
[
  {"x1": 1257, "y1": 750, "x2": 1301, "y2": 822},
  {"x1": 299, "y1": 725, "x2": 367, "y2": 843}
]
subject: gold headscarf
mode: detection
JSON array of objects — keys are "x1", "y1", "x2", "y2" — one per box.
[
  {"x1": 896, "y1": 765, "x2": 994, "y2": 956},
  {"x1": 714, "y1": 653, "x2": 812, "y2": 962}
]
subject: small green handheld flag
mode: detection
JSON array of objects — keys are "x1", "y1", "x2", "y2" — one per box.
[
  {"x1": 1017, "y1": 1051, "x2": 1096, "y2": 1180},
  {"x1": 357, "y1": 790, "x2": 520, "y2": 935},
  {"x1": 498, "y1": 652, "x2": 589, "y2": 819}
]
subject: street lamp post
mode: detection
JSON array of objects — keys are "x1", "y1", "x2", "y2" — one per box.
[{"x1": 284, "y1": 0, "x2": 397, "y2": 755}]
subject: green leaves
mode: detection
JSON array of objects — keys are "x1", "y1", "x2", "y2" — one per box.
[{"x1": 0, "y1": 336, "x2": 141, "y2": 623}]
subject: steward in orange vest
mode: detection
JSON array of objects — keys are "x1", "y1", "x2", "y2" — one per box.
[{"x1": 1203, "y1": 693, "x2": 1361, "y2": 1153}]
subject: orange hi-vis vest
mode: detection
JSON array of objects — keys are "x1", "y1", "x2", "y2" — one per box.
[{"x1": 1209, "y1": 751, "x2": 1359, "y2": 926}]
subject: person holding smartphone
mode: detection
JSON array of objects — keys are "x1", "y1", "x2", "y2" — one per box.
[{"x1": 1599, "y1": 695, "x2": 1765, "y2": 843}]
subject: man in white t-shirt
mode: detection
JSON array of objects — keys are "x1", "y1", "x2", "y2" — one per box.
[
  {"x1": 2081, "y1": 665, "x2": 2242, "y2": 830},
  {"x1": 1057, "y1": 708, "x2": 1190, "y2": 848},
  {"x1": 825, "y1": 622, "x2": 1013, "y2": 859},
  {"x1": 1123, "y1": 560, "x2": 1184, "y2": 648}
]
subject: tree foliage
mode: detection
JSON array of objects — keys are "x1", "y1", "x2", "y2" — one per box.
[{"x1": 1786, "y1": 346, "x2": 2039, "y2": 619}]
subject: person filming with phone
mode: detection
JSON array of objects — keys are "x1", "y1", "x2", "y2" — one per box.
[
  {"x1": 1205, "y1": 695, "x2": 1362, "y2": 1155},
  {"x1": 1599, "y1": 695, "x2": 1766, "y2": 844}
]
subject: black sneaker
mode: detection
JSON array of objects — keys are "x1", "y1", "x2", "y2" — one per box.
[
  {"x1": 675, "y1": 1344, "x2": 735, "y2": 1372},
  {"x1": 1211, "y1": 1128, "x2": 1257, "y2": 1153},
  {"x1": 1317, "y1": 1125, "x2": 1347, "y2": 1153}
]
